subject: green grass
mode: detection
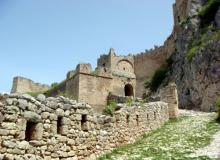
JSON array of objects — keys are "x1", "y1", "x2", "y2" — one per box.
[
  {"x1": 98, "y1": 113, "x2": 220, "y2": 160},
  {"x1": 27, "y1": 92, "x2": 42, "y2": 97},
  {"x1": 216, "y1": 98, "x2": 220, "y2": 122},
  {"x1": 187, "y1": 25, "x2": 220, "y2": 61}
]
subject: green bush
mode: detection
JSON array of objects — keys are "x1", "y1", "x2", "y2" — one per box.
[
  {"x1": 103, "y1": 100, "x2": 117, "y2": 116},
  {"x1": 145, "y1": 67, "x2": 168, "y2": 92},
  {"x1": 187, "y1": 25, "x2": 220, "y2": 61},
  {"x1": 199, "y1": 0, "x2": 220, "y2": 17},
  {"x1": 51, "y1": 82, "x2": 59, "y2": 88},
  {"x1": 125, "y1": 97, "x2": 133, "y2": 107},
  {"x1": 187, "y1": 46, "x2": 200, "y2": 61},
  {"x1": 27, "y1": 92, "x2": 42, "y2": 97},
  {"x1": 216, "y1": 98, "x2": 220, "y2": 122},
  {"x1": 179, "y1": 17, "x2": 190, "y2": 29},
  {"x1": 199, "y1": 0, "x2": 220, "y2": 27}
]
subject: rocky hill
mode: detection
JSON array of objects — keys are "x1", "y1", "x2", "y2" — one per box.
[{"x1": 158, "y1": 0, "x2": 220, "y2": 112}]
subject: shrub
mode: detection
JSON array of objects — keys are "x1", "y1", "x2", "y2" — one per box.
[
  {"x1": 187, "y1": 46, "x2": 200, "y2": 61},
  {"x1": 145, "y1": 67, "x2": 168, "y2": 92},
  {"x1": 179, "y1": 17, "x2": 190, "y2": 29},
  {"x1": 187, "y1": 25, "x2": 220, "y2": 61},
  {"x1": 125, "y1": 97, "x2": 133, "y2": 107},
  {"x1": 103, "y1": 100, "x2": 117, "y2": 116},
  {"x1": 199, "y1": 0, "x2": 220, "y2": 27},
  {"x1": 27, "y1": 92, "x2": 42, "y2": 97},
  {"x1": 51, "y1": 82, "x2": 59, "y2": 88},
  {"x1": 216, "y1": 98, "x2": 220, "y2": 122}
]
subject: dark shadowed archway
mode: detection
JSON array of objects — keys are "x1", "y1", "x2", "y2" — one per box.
[{"x1": 124, "y1": 84, "x2": 134, "y2": 96}]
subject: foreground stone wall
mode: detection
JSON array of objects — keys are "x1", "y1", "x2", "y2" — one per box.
[
  {"x1": 11, "y1": 77, "x2": 50, "y2": 94},
  {"x1": 0, "y1": 94, "x2": 170, "y2": 160}
]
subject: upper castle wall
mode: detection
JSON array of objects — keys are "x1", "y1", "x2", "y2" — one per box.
[
  {"x1": 134, "y1": 35, "x2": 175, "y2": 98},
  {"x1": 11, "y1": 76, "x2": 50, "y2": 94},
  {"x1": 97, "y1": 48, "x2": 135, "y2": 79}
]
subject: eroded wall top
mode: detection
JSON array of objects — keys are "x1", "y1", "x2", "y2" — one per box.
[{"x1": 11, "y1": 76, "x2": 50, "y2": 94}]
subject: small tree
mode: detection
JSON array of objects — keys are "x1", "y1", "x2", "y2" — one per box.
[{"x1": 216, "y1": 98, "x2": 220, "y2": 122}]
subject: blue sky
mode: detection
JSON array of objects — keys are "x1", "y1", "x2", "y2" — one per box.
[{"x1": 0, "y1": 0, "x2": 175, "y2": 93}]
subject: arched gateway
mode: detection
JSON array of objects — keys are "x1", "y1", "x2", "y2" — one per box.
[{"x1": 124, "y1": 84, "x2": 134, "y2": 96}]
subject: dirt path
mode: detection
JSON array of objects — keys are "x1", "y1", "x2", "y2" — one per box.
[
  {"x1": 98, "y1": 110, "x2": 220, "y2": 160},
  {"x1": 192, "y1": 130, "x2": 220, "y2": 158}
]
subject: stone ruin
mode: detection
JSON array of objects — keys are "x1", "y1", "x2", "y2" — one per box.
[
  {"x1": 0, "y1": 83, "x2": 178, "y2": 160},
  {"x1": 11, "y1": 45, "x2": 174, "y2": 113}
]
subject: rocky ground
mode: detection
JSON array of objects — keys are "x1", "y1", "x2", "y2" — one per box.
[{"x1": 98, "y1": 110, "x2": 220, "y2": 160}]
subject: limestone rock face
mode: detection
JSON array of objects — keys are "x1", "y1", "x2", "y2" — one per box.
[
  {"x1": 172, "y1": 40, "x2": 220, "y2": 111},
  {"x1": 166, "y1": 1, "x2": 220, "y2": 111},
  {"x1": 215, "y1": 7, "x2": 220, "y2": 28}
]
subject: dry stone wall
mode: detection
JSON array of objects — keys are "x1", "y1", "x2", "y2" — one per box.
[{"x1": 0, "y1": 94, "x2": 170, "y2": 160}]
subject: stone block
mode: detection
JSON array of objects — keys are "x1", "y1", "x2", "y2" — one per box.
[
  {"x1": 17, "y1": 119, "x2": 26, "y2": 131},
  {"x1": 56, "y1": 108, "x2": 64, "y2": 116},
  {"x1": 0, "y1": 129, "x2": 10, "y2": 136},
  {"x1": 2, "y1": 140, "x2": 16, "y2": 148},
  {"x1": 17, "y1": 141, "x2": 30, "y2": 150},
  {"x1": 1, "y1": 122, "x2": 17, "y2": 130},
  {"x1": 24, "y1": 111, "x2": 41, "y2": 122}
]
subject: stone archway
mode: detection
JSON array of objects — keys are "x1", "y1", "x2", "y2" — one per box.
[{"x1": 124, "y1": 84, "x2": 134, "y2": 96}]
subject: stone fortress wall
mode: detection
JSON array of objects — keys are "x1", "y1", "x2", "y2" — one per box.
[
  {"x1": 13, "y1": 43, "x2": 175, "y2": 111},
  {"x1": 11, "y1": 77, "x2": 50, "y2": 94},
  {"x1": 10, "y1": 0, "x2": 192, "y2": 112},
  {"x1": 46, "y1": 49, "x2": 137, "y2": 112},
  {"x1": 0, "y1": 83, "x2": 178, "y2": 160},
  {"x1": 134, "y1": 35, "x2": 175, "y2": 97}
]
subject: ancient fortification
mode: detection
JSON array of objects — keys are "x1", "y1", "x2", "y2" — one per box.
[
  {"x1": 11, "y1": 43, "x2": 174, "y2": 112},
  {"x1": 4, "y1": 0, "x2": 216, "y2": 159},
  {"x1": 12, "y1": 0, "x2": 218, "y2": 112},
  {"x1": 0, "y1": 83, "x2": 178, "y2": 160},
  {"x1": 10, "y1": 0, "x2": 187, "y2": 112},
  {"x1": 11, "y1": 77, "x2": 49, "y2": 95}
]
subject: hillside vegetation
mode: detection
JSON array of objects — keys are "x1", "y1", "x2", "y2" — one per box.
[{"x1": 98, "y1": 112, "x2": 220, "y2": 160}]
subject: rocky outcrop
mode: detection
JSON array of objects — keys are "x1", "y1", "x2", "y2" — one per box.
[
  {"x1": 215, "y1": 7, "x2": 220, "y2": 28},
  {"x1": 165, "y1": 0, "x2": 220, "y2": 111}
]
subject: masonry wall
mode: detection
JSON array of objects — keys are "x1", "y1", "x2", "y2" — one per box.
[
  {"x1": 66, "y1": 74, "x2": 80, "y2": 101},
  {"x1": 134, "y1": 36, "x2": 175, "y2": 98},
  {"x1": 78, "y1": 73, "x2": 113, "y2": 113},
  {"x1": 160, "y1": 83, "x2": 179, "y2": 118},
  {"x1": 0, "y1": 94, "x2": 170, "y2": 160},
  {"x1": 11, "y1": 77, "x2": 50, "y2": 94},
  {"x1": 111, "y1": 76, "x2": 136, "y2": 97}
]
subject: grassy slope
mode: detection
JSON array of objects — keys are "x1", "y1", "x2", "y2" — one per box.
[{"x1": 98, "y1": 113, "x2": 220, "y2": 160}]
